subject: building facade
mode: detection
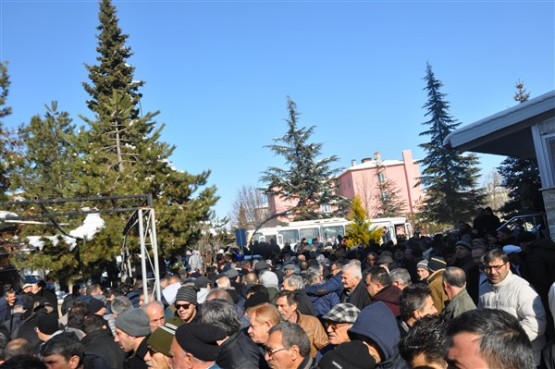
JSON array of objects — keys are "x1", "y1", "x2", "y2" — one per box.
[{"x1": 267, "y1": 150, "x2": 424, "y2": 221}]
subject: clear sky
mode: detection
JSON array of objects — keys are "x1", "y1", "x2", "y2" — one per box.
[{"x1": 1, "y1": 0, "x2": 554, "y2": 220}]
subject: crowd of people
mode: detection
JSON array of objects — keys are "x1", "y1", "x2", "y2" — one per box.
[{"x1": 0, "y1": 206, "x2": 554, "y2": 369}]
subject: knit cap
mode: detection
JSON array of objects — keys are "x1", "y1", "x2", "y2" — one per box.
[
  {"x1": 174, "y1": 286, "x2": 198, "y2": 306},
  {"x1": 416, "y1": 259, "x2": 429, "y2": 270},
  {"x1": 174, "y1": 323, "x2": 227, "y2": 361},
  {"x1": 427, "y1": 257, "x2": 446, "y2": 272},
  {"x1": 115, "y1": 308, "x2": 150, "y2": 337},
  {"x1": 37, "y1": 313, "x2": 60, "y2": 335}
]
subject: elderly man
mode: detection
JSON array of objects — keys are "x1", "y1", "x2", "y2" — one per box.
[
  {"x1": 446, "y1": 309, "x2": 535, "y2": 369},
  {"x1": 389, "y1": 268, "x2": 412, "y2": 290},
  {"x1": 247, "y1": 303, "x2": 281, "y2": 345},
  {"x1": 479, "y1": 248, "x2": 546, "y2": 366},
  {"x1": 442, "y1": 267, "x2": 476, "y2": 320},
  {"x1": 170, "y1": 322, "x2": 227, "y2": 369},
  {"x1": 340, "y1": 260, "x2": 371, "y2": 310},
  {"x1": 275, "y1": 290, "x2": 328, "y2": 358},
  {"x1": 265, "y1": 322, "x2": 313, "y2": 369},
  {"x1": 282, "y1": 274, "x2": 316, "y2": 316},
  {"x1": 141, "y1": 300, "x2": 166, "y2": 333},
  {"x1": 321, "y1": 303, "x2": 360, "y2": 346}
]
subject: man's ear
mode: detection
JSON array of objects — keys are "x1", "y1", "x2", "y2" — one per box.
[
  {"x1": 69, "y1": 355, "x2": 81, "y2": 369},
  {"x1": 289, "y1": 344, "x2": 300, "y2": 360},
  {"x1": 412, "y1": 309, "x2": 421, "y2": 320}
]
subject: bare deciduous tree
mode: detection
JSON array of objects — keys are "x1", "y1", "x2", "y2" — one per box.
[{"x1": 230, "y1": 185, "x2": 268, "y2": 228}]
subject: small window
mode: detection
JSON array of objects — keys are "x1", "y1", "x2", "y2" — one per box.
[
  {"x1": 543, "y1": 133, "x2": 555, "y2": 187},
  {"x1": 377, "y1": 173, "x2": 385, "y2": 182}
]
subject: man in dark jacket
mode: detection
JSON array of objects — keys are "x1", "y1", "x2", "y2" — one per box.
[
  {"x1": 114, "y1": 308, "x2": 150, "y2": 369},
  {"x1": 32, "y1": 280, "x2": 58, "y2": 317},
  {"x1": 340, "y1": 260, "x2": 371, "y2": 310},
  {"x1": 82, "y1": 315, "x2": 125, "y2": 369},
  {"x1": 348, "y1": 301, "x2": 409, "y2": 369},
  {"x1": 201, "y1": 299, "x2": 269, "y2": 369}
]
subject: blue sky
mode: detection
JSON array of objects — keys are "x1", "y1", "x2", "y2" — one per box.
[{"x1": 1, "y1": 0, "x2": 554, "y2": 220}]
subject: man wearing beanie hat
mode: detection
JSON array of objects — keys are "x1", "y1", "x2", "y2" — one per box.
[
  {"x1": 426, "y1": 256, "x2": 448, "y2": 312},
  {"x1": 416, "y1": 260, "x2": 430, "y2": 282},
  {"x1": 36, "y1": 313, "x2": 62, "y2": 343},
  {"x1": 172, "y1": 286, "x2": 200, "y2": 324},
  {"x1": 171, "y1": 322, "x2": 226, "y2": 369},
  {"x1": 115, "y1": 308, "x2": 151, "y2": 369}
]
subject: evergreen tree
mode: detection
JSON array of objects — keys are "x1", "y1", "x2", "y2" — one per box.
[
  {"x1": 345, "y1": 195, "x2": 383, "y2": 248},
  {"x1": 497, "y1": 81, "x2": 544, "y2": 216},
  {"x1": 21, "y1": 0, "x2": 221, "y2": 280},
  {"x1": 374, "y1": 158, "x2": 406, "y2": 217},
  {"x1": 262, "y1": 97, "x2": 347, "y2": 221},
  {"x1": 418, "y1": 63, "x2": 484, "y2": 225},
  {"x1": 0, "y1": 61, "x2": 14, "y2": 200},
  {"x1": 14, "y1": 101, "x2": 79, "y2": 199},
  {"x1": 82, "y1": 0, "x2": 142, "y2": 120}
]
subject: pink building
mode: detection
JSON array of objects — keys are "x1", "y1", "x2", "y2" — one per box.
[
  {"x1": 267, "y1": 150, "x2": 424, "y2": 220},
  {"x1": 338, "y1": 150, "x2": 423, "y2": 217}
]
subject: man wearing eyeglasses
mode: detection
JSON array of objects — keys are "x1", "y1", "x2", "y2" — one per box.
[
  {"x1": 264, "y1": 322, "x2": 313, "y2": 369},
  {"x1": 479, "y1": 248, "x2": 547, "y2": 367},
  {"x1": 321, "y1": 303, "x2": 360, "y2": 347}
]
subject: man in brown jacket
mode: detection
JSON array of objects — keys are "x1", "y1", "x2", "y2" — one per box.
[{"x1": 275, "y1": 290, "x2": 328, "y2": 358}]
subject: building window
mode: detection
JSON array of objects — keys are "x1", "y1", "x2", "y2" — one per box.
[
  {"x1": 545, "y1": 134, "x2": 555, "y2": 186},
  {"x1": 377, "y1": 173, "x2": 385, "y2": 182}
]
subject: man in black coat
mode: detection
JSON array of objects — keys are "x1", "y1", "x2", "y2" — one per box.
[
  {"x1": 83, "y1": 315, "x2": 125, "y2": 369},
  {"x1": 340, "y1": 260, "x2": 372, "y2": 310},
  {"x1": 201, "y1": 299, "x2": 269, "y2": 369}
]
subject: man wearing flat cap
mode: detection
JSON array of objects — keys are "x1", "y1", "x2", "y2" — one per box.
[
  {"x1": 170, "y1": 322, "x2": 226, "y2": 369},
  {"x1": 115, "y1": 308, "x2": 151, "y2": 369}
]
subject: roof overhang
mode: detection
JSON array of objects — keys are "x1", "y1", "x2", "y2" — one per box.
[{"x1": 444, "y1": 90, "x2": 555, "y2": 159}]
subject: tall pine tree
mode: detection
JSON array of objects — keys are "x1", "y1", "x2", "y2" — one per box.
[
  {"x1": 67, "y1": 0, "x2": 217, "y2": 278},
  {"x1": 0, "y1": 62, "x2": 14, "y2": 200},
  {"x1": 497, "y1": 81, "x2": 544, "y2": 216},
  {"x1": 418, "y1": 64, "x2": 484, "y2": 225},
  {"x1": 262, "y1": 97, "x2": 347, "y2": 221}
]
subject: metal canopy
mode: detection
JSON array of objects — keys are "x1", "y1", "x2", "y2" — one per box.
[{"x1": 444, "y1": 90, "x2": 555, "y2": 158}]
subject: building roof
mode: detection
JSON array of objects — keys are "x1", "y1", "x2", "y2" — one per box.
[
  {"x1": 443, "y1": 90, "x2": 555, "y2": 158},
  {"x1": 343, "y1": 159, "x2": 404, "y2": 172}
]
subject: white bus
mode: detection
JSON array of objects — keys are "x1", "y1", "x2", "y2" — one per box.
[{"x1": 247, "y1": 217, "x2": 411, "y2": 249}]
